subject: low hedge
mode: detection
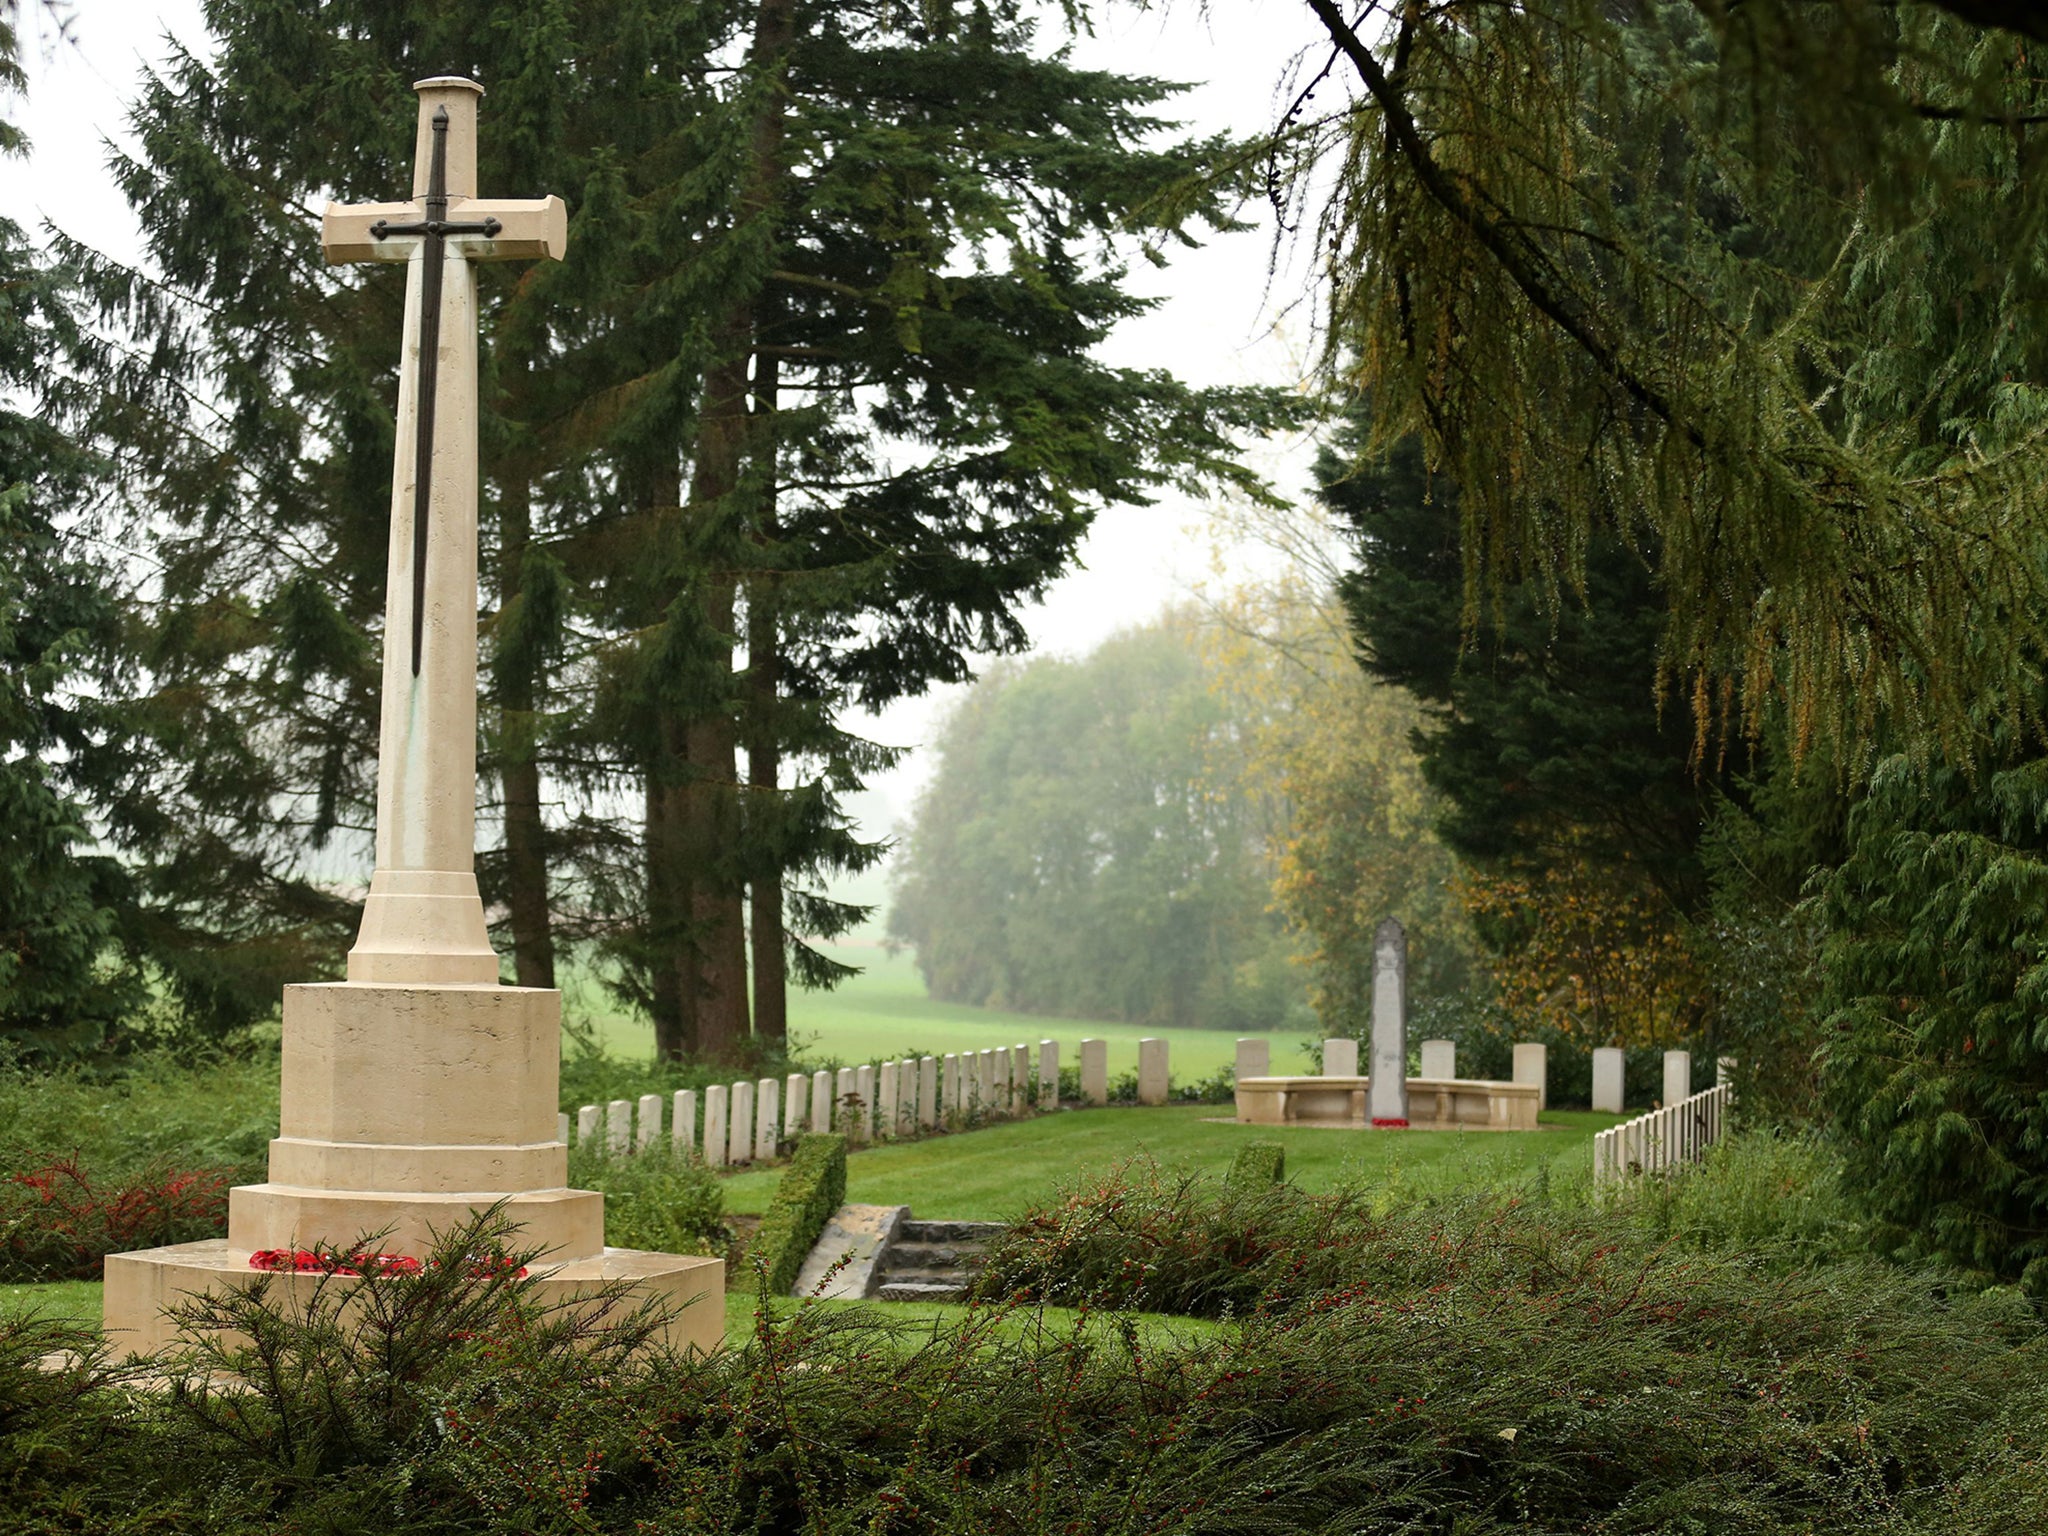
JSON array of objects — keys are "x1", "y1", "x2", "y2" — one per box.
[{"x1": 750, "y1": 1133, "x2": 846, "y2": 1293}]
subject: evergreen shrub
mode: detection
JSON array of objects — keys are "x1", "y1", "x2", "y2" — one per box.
[
  {"x1": 1818, "y1": 753, "x2": 2048, "y2": 1293},
  {"x1": 3, "y1": 1176, "x2": 2042, "y2": 1532},
  {"x1": 565, "y1": 1142, "x2": 727, "y2": 1258},
  {"x1": 750, "y1": 1133, "x2": 846, "y2": 1294}
]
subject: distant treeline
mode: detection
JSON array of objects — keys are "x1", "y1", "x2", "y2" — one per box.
[{"x1": 887, "y1": 594, "x2": 1468, "y2": 1031}]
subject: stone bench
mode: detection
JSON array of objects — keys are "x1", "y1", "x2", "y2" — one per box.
[{"x1": 1234, "y1": 1076, "x2": 1540, "y2": 1130}]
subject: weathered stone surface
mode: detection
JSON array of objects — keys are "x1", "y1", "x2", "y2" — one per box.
[
  {"x1": 1419, "y1": 1040, "x2": 1455, "y2": 1080},
  {"x1": 1322, "y1": 1038, "x2": 1358, "y2": 1077},
  {"x1": 918, "y1": 1056, "x2": 939, "y2": 1128},
  {"x1": 1235, "y1": 1076, "x2": 1538, "y2": 1131},
  {"x1": 673, "y1": 1090, "x2": 697, "y2": 1153},
  {"x1": 105, "y1": 1241, "x2": 722, "y2": 1359},
  {"x1": 790, "y1": 1203, "x2": 908, "y2": 1299},
  {"x1": 636, "y1": 1093, "x2": 662, "y2": 1152},
  {"x1": 1235, "y1": 1037, "x2": 1269, "y2": 1081}
]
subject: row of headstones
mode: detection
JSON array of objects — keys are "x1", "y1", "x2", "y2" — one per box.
[
  {"x1": 558, "y1": 1036, "x2": 1179, "y2": 1165},
  {"x1": 1238, "y1": 1036, "x2": 1720, "y2": 1113}
]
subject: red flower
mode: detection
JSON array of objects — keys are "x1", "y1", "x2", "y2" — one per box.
[{"x1": 247, "y1": 1249, "x2": 520, "y2": 1278}]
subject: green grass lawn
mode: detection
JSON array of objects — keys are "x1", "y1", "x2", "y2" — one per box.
[
  {"x1": 569, "y1": 945, "x2": 1315, "y2": 1082},
  {"x1": 0, "y1": 1279, "x2": 1223, "y2": 1353},
  {"x1": 716, "y1": 1102, "x2": 1620, "y2": 1219},
  {"x1": 0, "y1": 1280, "x2": 100, "y2": 1327}
]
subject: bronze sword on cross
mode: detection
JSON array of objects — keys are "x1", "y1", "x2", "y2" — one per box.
[
  {"x1": 321, "y1": 78, "x2": 566, "y2": 672},
  {"x1": 320, "y1": 78, "x2": 566, "y2": 981},
  {"x1": 369, "y1": 105, "x2": 501, "y2": 675}
]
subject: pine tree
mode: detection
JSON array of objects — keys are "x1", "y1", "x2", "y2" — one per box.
[
  {"x1": 85, "y1": 0, "x2": 1293, "y2": 1060},
  {"x1": 0, "y1": 13, "x2": 142, "y2": 1053}
]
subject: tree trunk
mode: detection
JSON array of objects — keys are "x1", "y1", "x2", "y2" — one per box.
[
  {"x1": 497, "y1": 476, "x2": 557, "y2": 990},
  {"x1": 747, "y1": 280, "x2": 788, "y2": 1043},
  {"x1": 747, "y1": 525, "x2": 786, "y2": 1043},
  {"x1": 644, "y1": 462, "x2": 696, "y2": 1062},
  {"x1": 655, "y1": 0, "x2": 796, "y2": 1063}
]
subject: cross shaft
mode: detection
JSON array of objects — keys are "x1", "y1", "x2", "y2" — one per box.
[{"x1": 318, "y1": 77, "x2": 565, "y2": 986}]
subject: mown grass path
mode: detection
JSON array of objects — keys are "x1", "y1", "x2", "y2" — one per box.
[{"x1": 717, "y1": 1102, "x2": 1620, "y2": 1218}]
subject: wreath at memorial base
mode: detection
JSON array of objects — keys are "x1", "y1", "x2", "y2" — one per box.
[
  {"x1": 1371, "y1": 1117, "x2": 1410, "y2": 1129},
  {"x1": 248, "y1": 1249, "x2": 526, "y2": 1279}
]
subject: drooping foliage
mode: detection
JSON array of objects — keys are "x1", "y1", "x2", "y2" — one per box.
[{"x1": 1288, "y1": 0, "x2": 2048, "y2": 765}]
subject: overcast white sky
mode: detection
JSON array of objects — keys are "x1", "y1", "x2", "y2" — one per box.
[{"x1": 0, "y1": 0, "x2": 1337, "y2": 904}]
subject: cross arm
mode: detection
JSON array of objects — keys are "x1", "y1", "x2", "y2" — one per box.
[{"x1": 322, "y1": 194, "x2": 568, "y2": 265}]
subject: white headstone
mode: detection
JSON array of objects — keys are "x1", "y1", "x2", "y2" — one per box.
[
  {"x1": 1137, "y1": 1038, "x2": 1169, "y2": 1105},
  {"x1": 730, "y1": 1079, "x2": 755, "y2": 1164},
  {"x1": 877, "y1": 1060, "x2": 899, "y2": 1138},
  {"x1": 1080, "y1": 1038, "x2": 1108, "y2": 1105},
  {"x1": 1591, "y1": 1047, "x2": 1625, "y2": 1113},
  {"x1": 703, "y1": 1084, "x2": 728, "y2": 1167},
  {"x1": 784, "y1": 1074, "x2": 807, "y2": 1141},
  {"x1": 897, "y1": 1060, "x2": 917, "y2": 1135},
  {"x1": 636, "y1": 1093, "x2": 662, "y2": 1152},
  {"x1": 1512, "y1": 1043, "x2": 1548, "y2": 1111},
  {"x1": 918, "y1": 1056, "x2": 939, "y2": 1128},
  {"x1": 576, "y1": 1103, "x2": 600, "y2": 1148},
  {"x1": 942, "y1": 1052, "x2": 961, "y2": 1121},
  {"x1": 1368, "y1": 918, "x2": 1409, "y2": 1124},
  {"x1": 1012, "y1": 1043, "x2": 1030, "y2": 1112},
  {"x1": 810, "y1": 1068, "x2": 832, "y2": 1133},
  {"x1": 1235, "y1": 1037, "x2": 1270, "y2": 1081},
  {"x1": 854, "y1": 1063, "x2": 875, "y2": 1142},
  {"x1": 1038, "y1": 1040, "x2": 1059, "y2": 1108},
  {"x1": 673, "y1": 1089, "x2": 697, "y2": 1153},
  {"x1": 1662, "y1": 1050, "x2": 1692, "y2": 1107},
  {"x1": 606, "y1": 1098, "x2": 632, "y2": 1155},
  {"x1": 755, "y1": 1076, "x2": 779, "y2": 1160},
  {"x1": 557, "y1": 1110, "x2": 570, "y2": 1145},
  {"x1": 835, "y1": 1066, "x2": 856, "y2": 1132},
  {"x1": 1322, "y1": 1038, "x2": 1359, "y2": 1077},
  {"x1": 1419, "y1": 1039, "x2": 1455, "y2": 1080}
]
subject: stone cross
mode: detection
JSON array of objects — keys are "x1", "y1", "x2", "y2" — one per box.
[
  {"x1": 1368, "y1": 917, "x2": 1409, "y2": 1123},
  {"x1": 321, "y1": 78, "x2": 565, "y2": 986}
]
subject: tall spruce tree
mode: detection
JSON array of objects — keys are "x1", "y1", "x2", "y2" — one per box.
[
  {"x1": 0, "y1": 14, "x2": 151, "y2": 1055},
  {"x1": 85, "y1": 0, "x2": 1291, "y2": 1059},
  {"x1": 1329, "y1": 414, "x2": 1733, "y2": 920}
]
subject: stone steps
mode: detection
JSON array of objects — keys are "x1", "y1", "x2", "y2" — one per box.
[{"x1": 870, "y1": 1218, "x2": 1005, "y2": 1303}]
